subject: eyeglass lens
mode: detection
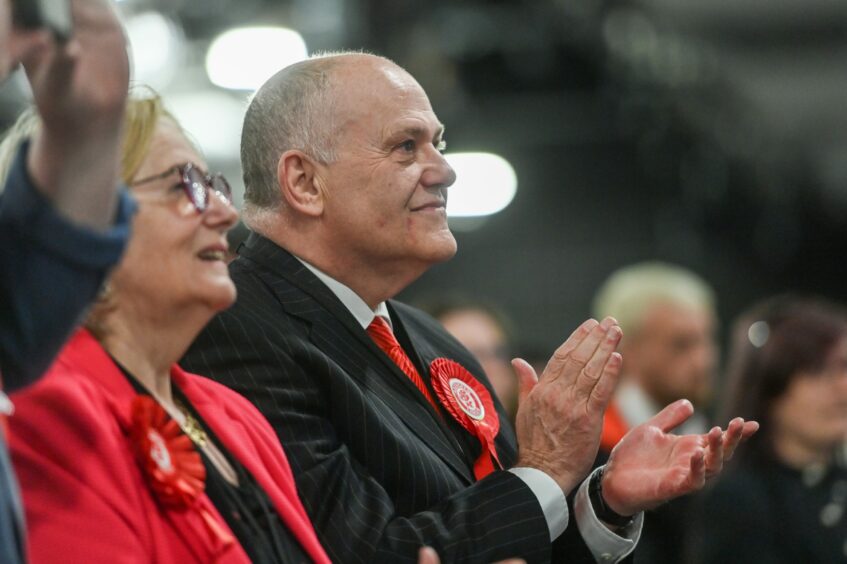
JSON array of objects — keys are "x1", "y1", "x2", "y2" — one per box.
[{"x1": 183, "y1": 165, "x2": 232, "y2": 212}]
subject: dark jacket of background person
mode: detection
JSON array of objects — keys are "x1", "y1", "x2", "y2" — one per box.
[
  {"x1": 695, "y1": 297, "x2": 847, "y2": 564},
  {"x1": 699, "y1": 451, "x2": 847, "y2": 564},
  {"x1": 0, "y1": 143, "x2": 133, "y2": 564},
  {"x1": 9, "y1": 329, "x2": 329, "y2": 563}
]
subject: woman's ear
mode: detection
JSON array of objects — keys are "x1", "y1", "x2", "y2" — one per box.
[{"x1": 276, "y1": 149, "x2": 325, "y2": 217}]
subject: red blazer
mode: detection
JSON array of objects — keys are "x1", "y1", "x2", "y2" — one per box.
[{"x1": 9, "y1": 329, "x2": 330, "y2": 563}]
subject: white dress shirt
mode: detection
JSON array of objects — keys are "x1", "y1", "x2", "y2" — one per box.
[
  {"x1": 615, "y1": 380, "x2": 708, "y2": 436},
  {"x1": 299, "y1": 259, "x2": 642, "y2": 563}
]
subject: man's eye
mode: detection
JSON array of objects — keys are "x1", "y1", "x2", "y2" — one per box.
[{"x1": 398, "y1": 140, "x2": 416, "y2": 152}]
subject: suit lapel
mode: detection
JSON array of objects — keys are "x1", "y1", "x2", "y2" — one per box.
[
  {"x1": 237, "y1": 234, "x2": 474, "y2": 484},
  {"x1": 392, "y1": 304, "x2": 519, "y2": 467}
]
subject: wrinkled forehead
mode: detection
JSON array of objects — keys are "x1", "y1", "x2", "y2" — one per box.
[{"x1": 332, "y1": 60, "x2": 438, "y2": 140}]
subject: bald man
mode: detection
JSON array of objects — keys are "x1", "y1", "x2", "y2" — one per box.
[{"x1": 184, "y1": 53, "x2": 755, "y2": 563}]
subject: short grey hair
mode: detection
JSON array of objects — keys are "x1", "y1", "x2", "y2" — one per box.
[
  {"x1": 240, "y1": 55, "x2": 344, "y2": 211},
  {"x1": 592, "y1": 262, "x2": 716, "y2": 336}
]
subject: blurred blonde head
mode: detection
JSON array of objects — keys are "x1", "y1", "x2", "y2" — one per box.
[
  {"x1": 593, "y1": 261, "x2": 716, "y2": 337},
  {"x1": 593, "y1": 261, "x2": 718, "y2": 407}
]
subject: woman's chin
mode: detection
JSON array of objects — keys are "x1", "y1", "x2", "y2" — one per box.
[{"x1": 200, "y1": 282, "x2": 237, "y2": 313}]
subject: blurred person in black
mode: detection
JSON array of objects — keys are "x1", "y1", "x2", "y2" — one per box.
[
  {"x1": 591, "y1": 262, "x2": 718, "y2": 564},
  {"x1": 697, "y1": 296, "x2": 847, "y2": 564},
  {"x1": 424, "y1": 297, "x2": 519, "y2": 423},
  {"x1": 0, "y1": 0, "x2": 132, "y2": 562}
]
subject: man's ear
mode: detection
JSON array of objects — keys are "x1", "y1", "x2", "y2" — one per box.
[{"x1": 277, "y1": 149, "x2": 325, "y2": 217}]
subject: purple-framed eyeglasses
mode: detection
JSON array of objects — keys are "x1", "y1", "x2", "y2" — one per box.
[{"x1": 130, "y1": 162, "x2": 232, "y2": 213}]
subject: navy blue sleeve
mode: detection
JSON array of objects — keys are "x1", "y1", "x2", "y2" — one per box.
[{"x1": 0, "y1": 140, "x2": 136, "y2": 390}]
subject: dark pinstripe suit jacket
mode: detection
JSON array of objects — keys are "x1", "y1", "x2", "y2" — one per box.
[{"x1": 183, "y1": 233, "x2": 598, "y2": 563}]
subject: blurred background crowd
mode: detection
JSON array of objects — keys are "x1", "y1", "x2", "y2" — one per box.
[{"x1": 3, "y1": 0, "x2": 847, "y2": 563}]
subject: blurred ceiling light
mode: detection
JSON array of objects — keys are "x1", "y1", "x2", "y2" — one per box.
[
  {"x1": 166, "y1": 91, "x2": 247, "y2": 161},
  {"x1": 125, "y1": 11, "x2": 184, "y2": 91},
  {"x1": 747, "y1": 321, "x2": 770, "y2": 348},
  {"x1": 206, "y1": 27, "x2": 308, "y2": 90},
  {"x1": 445, "y1": 152, "x2": 517, "y2": 217}
]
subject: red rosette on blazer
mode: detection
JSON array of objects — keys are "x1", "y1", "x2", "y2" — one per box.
[
  {"x1": 430, "y1": 358, "x2": 502, "y2": 480},
  {"x1": 130, "y1": 395, "x2": 234, "y2": 547}
]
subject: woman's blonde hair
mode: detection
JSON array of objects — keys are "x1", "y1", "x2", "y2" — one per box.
[
  {"x1": 0, "y1": 87, "x2": 187, "y2": 190},
  {"x1": 0, "y1": 87, "x2": 196, "y2": 339}
]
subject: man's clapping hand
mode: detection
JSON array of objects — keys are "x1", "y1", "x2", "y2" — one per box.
[
  {"x1": 601, "y1": 399, "x2": 759, "y2": 517},
  {"x1": 511, "y1": 317, "x2": 623, "y2": 495},
  {"x1": 508, "y1": 315, "x2": 758, "y2": 517}
]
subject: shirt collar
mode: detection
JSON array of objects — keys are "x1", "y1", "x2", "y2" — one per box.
[
  {"x1": 296, "y1": 257, "x2": 391, "y2": 330},
  {"x1": 615, "y1": 380, "x2": 659, "y2": 428},
  {"x1": 616, "y1": 379, "x2": 708, "y2": 434}
]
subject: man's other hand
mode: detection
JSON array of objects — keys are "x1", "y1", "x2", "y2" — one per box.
[{"x1": 600, "y1": 399, "x2": 759, "y2": 516}]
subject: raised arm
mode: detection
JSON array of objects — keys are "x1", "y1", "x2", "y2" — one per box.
[{"x1": 22, "y1": 0, "x2": 129, "y2": 229}]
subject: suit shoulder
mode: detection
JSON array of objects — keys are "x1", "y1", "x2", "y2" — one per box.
[
  {"x1": 390, "y1": 301, "x2": 453, "y2": 339},
  {"x1": 8, "y1": 366, "x2": 131, "y2": 486},
  {"x1": 391, "y1": 301, "x2": 481, "y2": 364},
  {"x1": 10, "y1": 365, "x2": 114, "y2": 426}
]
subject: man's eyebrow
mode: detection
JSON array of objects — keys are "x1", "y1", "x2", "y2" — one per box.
[{"x1": 389, "y1": 123, "x2": 446, "y2": 141}]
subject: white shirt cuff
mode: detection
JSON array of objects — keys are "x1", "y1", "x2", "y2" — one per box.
[
  {"x1": 574, "y1": 467, "x2": 643, "y2": 563},
  {"x1": 509, "y1": 467, "x2": 569, "y2": 540}
]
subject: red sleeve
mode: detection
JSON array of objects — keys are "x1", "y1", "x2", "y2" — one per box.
[{"x1": 9, "y1": 373, "x2": 152, "y2": 563}]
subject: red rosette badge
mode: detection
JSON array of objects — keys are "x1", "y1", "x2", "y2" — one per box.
[
  {"x1": 430, "y1": 358, "x2": 502, "y2": 480},
  {"x1": 129, "y1": 396, "x2": 234, "y2": 548},
  {"x1": 130, "y1": 395, "x2": 206, "y2": 508}
]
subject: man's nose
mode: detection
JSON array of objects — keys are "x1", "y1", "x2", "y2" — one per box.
[{"x1": 422, "y1": 148, "x2": 456, "y2": 190}]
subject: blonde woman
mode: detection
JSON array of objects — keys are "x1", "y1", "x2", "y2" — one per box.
[{"x1": 6, "y1": 93, "x2": 330, "y2": 563}]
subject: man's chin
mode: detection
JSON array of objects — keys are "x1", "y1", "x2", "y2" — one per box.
[{"x1": 430, "y1": 234, "x2": 458, "y2": 263}]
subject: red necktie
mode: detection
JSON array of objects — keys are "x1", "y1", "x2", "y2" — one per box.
[{"x1": 367, "y1": 316, "x2": 439, "y2": 411}]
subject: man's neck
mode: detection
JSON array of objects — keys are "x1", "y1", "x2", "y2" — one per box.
[
  {"x1": 297, "y1": 256, "x2": 390, "y2": 328},
  {"x1": 252, "y1": 221, "x2": 430, "y2": 309}
]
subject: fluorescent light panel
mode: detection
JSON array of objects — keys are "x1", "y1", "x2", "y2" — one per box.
[
  {"x1": 444, "y1": 152, "x2": 518, "y2": 217},
  {"x1": 206, "y1": 27, "x2": 308, "y2": 91}
]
